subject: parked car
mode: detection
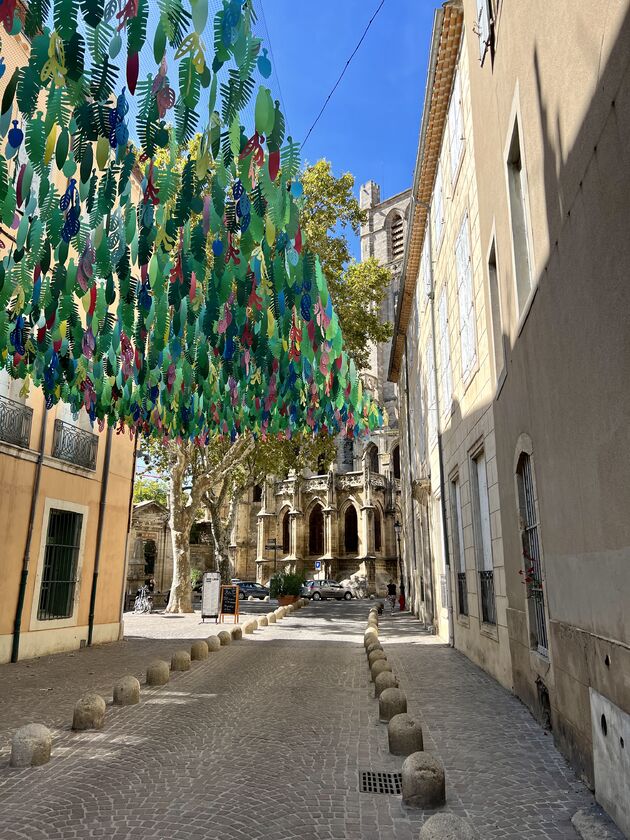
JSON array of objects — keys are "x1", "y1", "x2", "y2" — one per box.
[
  {"x1": 237, "y1": 581, "x2": 270, "y2": 600},
  {"x1": 301, "y1": 579, "x2": 353, "y2": 601}
]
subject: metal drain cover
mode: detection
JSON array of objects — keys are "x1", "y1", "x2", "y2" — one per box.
[{"x1": 359, "y1": 770, "x2": 402, "y2": 795}]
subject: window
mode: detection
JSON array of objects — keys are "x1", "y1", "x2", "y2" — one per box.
[
  {"x1": 451, "y1": 477, "x2": 468, "y2": 616},
  {"x1": 455, "y1": 216, "x2": 477, "y2": 381},
  {"x1": 426, "y1": 336, "x2": 437, "y2": 446},
  {"x1": 470, "y1": 450, "x2": 496, "y2": 624},
  {"x1": 281, "y1": 509, "x2": 290, "y2": 553},
  {"x1": 476, "y1": 0, "x2": 491, "y2": 63},
  {"x1": 252, "y1": 484, "x2": 263, "y2": 503},
  {"x1": 487, "y1": 237, "x2": 506, "y2": 384},
  {"x1": 421, "y1": 236, "x2": 432, "y2": 299},
  {"x1": 309, "y1": 505, "x2": 324, "y2": 556},
  {"x1": 316, "y1": 453, "x2": 328, "y2": 474},
  {"x1": 516, "y1": 452, "x2": 548, "y2": 654},
  {"x1": 507, "y1": 119, "x2": 532, "y2": 316},
  {"x1": 365, "y1": 443, "x2": 379, "y2": 474},
  {"x1": 392, "y1": 445, "x2": 401, "y2": 480},
  {"x1": 448, "y1": 72, "x2": 464, "y2": 182},
  {"x1": 374, "y1": 508, "x2": 382, "y2": 552},
  {"x1": 344, "y1": 506, "x2": 359, "y2": 554},
  {"x1": 37, "y1": 509, "x2": 83, "y2": 620},
  {"x1": 390, "y1": 213, "x2": 404, "y2": 262},
  {"x1": 438, "y1": 290, "x2": 453, "y2": 415},
  {"x1": 0, "y1": 370, "x2": 32, "y2": 448},
  {"x1": 342, "y1": 437, "x2": 354, "y2": 469},
  {"x1": 433, "y1": 164, "x2": 444, "y2": 248}
]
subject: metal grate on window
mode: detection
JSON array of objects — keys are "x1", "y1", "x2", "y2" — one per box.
[
  {"x1": 360, "y1": 771, "x2": 402, "y2": 796},
  {"x1": 38, "y1": 509, "x2": 83, "y2": 620},
  {"x1": 517, "y1": 454, "x2": 548, "y2": 654}
]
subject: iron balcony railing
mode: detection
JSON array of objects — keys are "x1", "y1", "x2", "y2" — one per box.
[
  {"x1": 457, "y1": 571, "x2": 468, "y2": 616},
  {"x1": 479, "y1": 569, "x2": 497, "y2": 625},
  {"x1": 0, "y1": 394, "x2": 33, "y2": 449},
  {"x1": 52, "y1": 419, "x2": 98, "y2": 471}
]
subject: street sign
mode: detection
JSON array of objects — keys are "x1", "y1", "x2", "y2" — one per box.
[
  {"x1": 201, "y1": 572, "x2": 221, "y2": 622},
  {"x1": 314, "y1": 560, "x2": 322, "y2": 570}
]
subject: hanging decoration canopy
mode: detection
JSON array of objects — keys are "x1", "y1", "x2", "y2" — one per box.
[{"x1": 0, "y1": 0, "x2": 382, "y2": 442}]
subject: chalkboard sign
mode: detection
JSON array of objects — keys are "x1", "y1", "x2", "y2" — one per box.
[{"x1": 219, "y1": 585, "x2": 239, "y2": 623}]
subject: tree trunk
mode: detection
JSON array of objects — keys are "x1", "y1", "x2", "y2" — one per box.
[
  {"x1": 208, "y1": 483, "x2": 245, "y2": 583},
  {"x1": 165, "y1": 452, "x2": 194, "y2": 613}
]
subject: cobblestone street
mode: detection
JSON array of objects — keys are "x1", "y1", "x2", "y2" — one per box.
[{"x1": 0, "y1": 603, "x2": 592, "y2": 839}]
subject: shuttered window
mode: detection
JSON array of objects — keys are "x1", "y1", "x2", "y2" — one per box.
[
  {"x1": 433, "y1": 164, "x2": 444, "y2": 248},
  {"x1": 438, "y1": 289, "x2": 452, "y2": 415},
  {"x1": 421, "y1": 236, "x2": 431, "y2": 299},
  {"x1": 476, "y1": 0, "x2": 491, "y2": 63},
  {"x1": 390, "y1": 214, "x2": 404, "y2": 262},
  {"x1": 455, "y1": 216, "x2": 477, "y2": 381},
  {"x1": 426, "y1": 336, "x2": 437, "y2": 446},
  {"x1": 448, "y1": 72, "x2": 464, "y2": 182}
]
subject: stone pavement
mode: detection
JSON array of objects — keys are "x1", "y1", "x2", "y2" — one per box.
[{"x1": 0, "y1": 602, "x2": 593, "y2": 839}]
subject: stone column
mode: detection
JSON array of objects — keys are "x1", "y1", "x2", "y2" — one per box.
[
  {"x1": 322, "y1": 507, "x2": 337, "y2": 558},
  {"x1": 361, "y1": 503, "x2": 375, "y2": 557},
  {"x1": 288, "y1": 509, "x2": 303, "y2": 563}
]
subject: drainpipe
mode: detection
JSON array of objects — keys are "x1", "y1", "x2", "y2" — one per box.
[
  {"x1": 403, "y1": 335, "x2": 420, "y2": 615},
  {"x1": 426, "y1": 204, "x2": 455, "y2": 647},
  {"x1": 117, "y1": 430, "x2": 139, "y2": 634},
  {"x1": 87, "y1": 425, "x2": 113, "y2": 646},
  {"x1": 11, "y1": 397, "x2": 47, "y2": 663}
]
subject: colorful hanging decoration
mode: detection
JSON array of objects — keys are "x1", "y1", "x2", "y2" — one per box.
[{"x1": 0, "y1": 0, "x2": 382, "y2": 443}]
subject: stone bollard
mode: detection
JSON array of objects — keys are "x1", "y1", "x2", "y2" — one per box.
[
  {"x1": 371, "y1": 659, "x2": 393, "y2": 682},
  {"x1": 266, "y1": 611, "x2": 277, "y2": 624},
  {"x1": 401, "y1": 752, "x2": 446, "y2": 809},
  {"x1": 206, "y1": 636, "x2": 222, "y2": 652},
  {"x1": 10, "y1": 724, "x2": 52, "y2": 768},
  {"x1": 258, "y1": 615, "x2": 268, "y2": 627},
  {"x1": 388, "y1": 713, "x2": 423, "y2": 756},
  {"x1": 113, "y1": 675, "x2": 141, "y2": 706},
  {"x1": 191, "y1": 640, "x2": 209, "y2": 661},
  {"x1": 364, "y1": 629, "x2": 378, "y2": 646},
  {"x1": 375, "y1": 671, "x2": 399, "y2": 698},
  {"x1": 367, "y1": 616, "x2": 378, "y2": 627},
  {"x1": 217, "y1": 630, "x2": 232, "y2": 646},
  {"x1": 366, "y1": 641, "x2": 383, "y2": 657},
  {"x1": 379, "y1": 687, "x2": 407, "y2": 722},
  {"x1": 263, "y1": 595, "x2": 270, "y2": 602},
  {"x1": 72, "y1": 692, "x2": 106, "y2": 731},
  {"x1": 244, "y1": 620, "x2": 257, "y2": 634},
  {"x1": 275, "y1": 607, "x2": 286, "y2": 619},
  {"x1": 231, "y1": 626, "x2": 243, "y2": 641},
  {"x1": 368, "y1": 649, "x2": 387, "y2": 668},
  {"x1": 248, "y1": 595, "x2": 255, "y2": 601},
  {"x1": 419, "y1": 814, "x2": 476, "y2": 839},
  {"x1": 171, "y1": 650, "x2": 192, "y2": 671},
  {"x1": 146, "y1": 660, "x2": 170, "y2": 686}
]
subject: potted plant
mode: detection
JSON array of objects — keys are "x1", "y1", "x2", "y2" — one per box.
[{"x1": 269, "y1": 571, "x2": 305, "y2": 606}]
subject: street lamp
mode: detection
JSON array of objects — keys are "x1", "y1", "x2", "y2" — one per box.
[{"x1": 394, "y1": 519, "x2": 405, "y2": 610}]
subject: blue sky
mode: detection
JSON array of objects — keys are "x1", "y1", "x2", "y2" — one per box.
[{"x1": 257, "y1": 1, "x2": 435, "y2": 256}]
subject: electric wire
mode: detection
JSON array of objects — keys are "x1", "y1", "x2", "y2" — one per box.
[
  {"x1": 258, "y1": 0, "x2": 292, "y2": 138},
  {"x1": 301, "y1": 0, "x2": 387, "y2": 150}
]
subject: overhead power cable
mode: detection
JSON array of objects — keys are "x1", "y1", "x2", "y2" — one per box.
[{"x1": 301, "y1": 0, "x2": 387, "y2": 151}]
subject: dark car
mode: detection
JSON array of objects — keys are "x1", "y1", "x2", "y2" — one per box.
[
  {"x1": 301, "y1": 579, "x2": 353, "y2": 601},
  {"x1": 238, "y1": 581, "x2": 270, "y2": 600}
]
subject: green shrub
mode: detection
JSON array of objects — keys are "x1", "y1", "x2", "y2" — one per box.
[{"x1": 269, "y1": 571, "x2": 305, "y2": 598}]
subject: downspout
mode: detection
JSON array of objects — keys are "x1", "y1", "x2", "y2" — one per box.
[
  {"x1": 11, "y1": 398, "x2": 47, "y2": 663},
  {"x1": 403, "y1": 335, "x2": 419, "y2": 616},
  {"x1": 87, "y1": 425, "x2": 113, "y2": 646},
  {"x1": 426, "y1": 205, "x2": 455, "y2": 647},
  {"x1": 117, "y1": 430, "x2": 139, "y2": 635}
]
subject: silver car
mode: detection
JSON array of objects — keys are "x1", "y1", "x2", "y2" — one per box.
[{"x1": 302, "y1": 579, "x2": 353, "y2": 601}]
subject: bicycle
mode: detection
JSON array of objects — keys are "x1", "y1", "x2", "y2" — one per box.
[{"x1": 133, "y1": 585, "x2": 153, "y2": 614}]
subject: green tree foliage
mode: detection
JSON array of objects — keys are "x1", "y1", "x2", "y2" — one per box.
[
  {"x1": 301, "y1": 160, "x2": 393, "y2": 370},
  {"x1": 133, "y1": 476, "x2": 168, "y2": 508}
]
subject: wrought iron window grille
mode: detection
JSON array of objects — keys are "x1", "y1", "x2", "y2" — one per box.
[{"x1": 0, "y1": 394, "x2": 33, "y2": 449}]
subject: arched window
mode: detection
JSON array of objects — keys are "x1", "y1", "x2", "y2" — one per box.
[
  {"x1": 281, "y1": 509, "x2": 290, "y2": 553},
  {"x1": 390, "y1": 213, "x2": 404, "y2": 262},
  {"x1": 344, "y1": 506, "x2": 359, "y2": 554},
  {"x1": 253, "y1": 484, "x2": 263, "y2": 502},
  {"x1": 392, "y1": 445, "x2": 401, "y2": 480},
  {"x1": 374, "y1": 508, "x2": 382, "y2": 552},
  {"x1": 309, "y1": 504, "x2": 324, "y2": 556},
  {"x1": 365, "y1": 443, "x2": 379, "y2": 474},
  {"x1": 516, "y1": 452, "x2": 548, "y2": 654}
]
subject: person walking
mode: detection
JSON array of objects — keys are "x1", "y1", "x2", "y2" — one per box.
[{"x1": 386, "y1": 579, "x2": 397, "y2": 615}]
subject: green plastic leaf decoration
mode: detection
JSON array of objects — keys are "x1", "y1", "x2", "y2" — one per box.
[
  {"x1": 54, "y1": 0, "x2": 79, "y2": 42},
  {"x1": 24, "y1": 0, "x2": 52, "y2": 39},
  {"x1": 80, "y1": 0, "x2": 104, "y2": 28}
]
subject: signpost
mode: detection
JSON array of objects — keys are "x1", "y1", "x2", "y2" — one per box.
[
  {"x1": 314, "y1": 560, "x2": 322, "y2": 571},
  {"x1": 219, "y1": 585, "x2": 239, "y2": 623},
  {"x1": 201, "y1": 572, "x2": 221, "y2": 623},
  {"x1": 265, "y1": 537, "x2": 278, "y2": 574}
]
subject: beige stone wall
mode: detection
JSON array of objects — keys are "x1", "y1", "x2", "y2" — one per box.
[{"x1": 459, "y1": 0, "x2": 630, "y2": 811}]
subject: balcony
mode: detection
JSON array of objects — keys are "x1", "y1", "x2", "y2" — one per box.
[
  {"x1": 479, "y1": 569, "x2": 496, "y2": 625},
  {"x1": 0, "y1": 394, "x2": 33, "y2": 449},
  {"x1": 456, "y1": 571, "x2": 468, "y2": 616},
  {"x1": 52, "y1": 419, "x2": 98, "y2": 471}
]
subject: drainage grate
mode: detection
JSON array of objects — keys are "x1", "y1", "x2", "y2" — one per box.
[{"x1": 359, "y1": 770, "x2": 402, "y2": 795}]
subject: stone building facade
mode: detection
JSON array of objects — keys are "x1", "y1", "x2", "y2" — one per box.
[
  {"x1": 251, "y1": 183, "x2": 409, "y2": 591},
  {"x1": 390, "y1": 1, "x2": 630, "y2": 833}
]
